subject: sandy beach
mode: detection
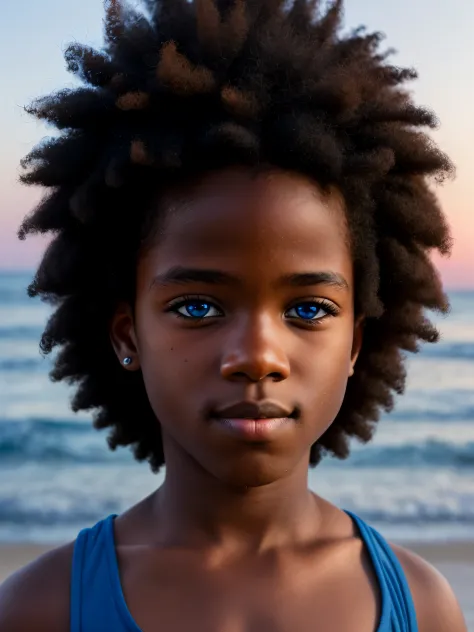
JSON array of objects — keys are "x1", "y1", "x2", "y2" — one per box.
[{"x1": 1, "y1": 541, "x2": 472, "y2": 628}]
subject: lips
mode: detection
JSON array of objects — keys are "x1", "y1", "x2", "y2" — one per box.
[
  {"x1": 210, "y1": 400, "x2": 298, "y2": 441},
  {"x1": 212, "y1": 400, "x2": 296, "y2": 420}
]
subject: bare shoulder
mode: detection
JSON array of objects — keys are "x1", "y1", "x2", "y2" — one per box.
[
  {"x1": 0, "y1": 541, "x2": 74, "y2": 632},
  {"x1": 391, "y1": 543, "x2": 467, "y2": 632}
]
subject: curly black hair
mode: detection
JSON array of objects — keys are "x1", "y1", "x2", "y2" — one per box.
[{"x1": 18, "y1": 0, "x2": 454, "y2": 472}]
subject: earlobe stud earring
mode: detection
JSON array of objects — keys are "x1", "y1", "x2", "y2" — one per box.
[{"x1": 123, "y1": 357, "x2": 132, "y2": 366}]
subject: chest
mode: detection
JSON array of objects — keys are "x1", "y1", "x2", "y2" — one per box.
[{"x1": 116, "y1": 544, "x2": 381, "y2": 632}]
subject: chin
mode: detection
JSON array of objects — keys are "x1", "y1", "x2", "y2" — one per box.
[{"x1": 205, "y1": 452, "x2": 301, "y2": 489}]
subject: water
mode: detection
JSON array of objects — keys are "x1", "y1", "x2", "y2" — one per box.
[{"x1": 0, "y1": 271, "x2": 473, "y2": 544}]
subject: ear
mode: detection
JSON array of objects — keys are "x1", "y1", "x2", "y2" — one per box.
[
  {"x1": 349, "y1": 314, "x2": 365, "y2": 377},
  {"x1": 109, "y1": 302, "x2": 141, "y2": 371}
]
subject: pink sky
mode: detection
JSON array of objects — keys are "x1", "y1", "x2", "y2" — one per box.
[{"x1": 0, "y1": 0, "x2": 473, "y2": 288}]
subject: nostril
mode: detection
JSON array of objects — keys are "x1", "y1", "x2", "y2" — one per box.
[
  {"x1": 225, "y1": 371, "x2": 286, "y2": 383},
  {"x1": 230, "y1": 372, "x2": 249, "y2": 381},
  {"x1": 268, "y1": 372, "x2": 284, "y2": 381}
]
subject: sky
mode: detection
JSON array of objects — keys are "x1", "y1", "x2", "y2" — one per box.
[{"x1": 0, "y1": 0, "x2": 472, "y2": 287}]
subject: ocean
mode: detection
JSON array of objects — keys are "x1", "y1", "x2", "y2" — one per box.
[{"x1": 1, "y1": 271, "x2": 473, "y2": 544}]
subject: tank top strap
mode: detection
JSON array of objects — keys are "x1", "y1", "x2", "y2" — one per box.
[
  {"x1": 345, "y1": 510, "x2": 418, "y2": 632},
  {"x1": 70, "y1": 513, "x2": 141, "y2": 632},
  {"x1": 71, "y1": 510, "x2": 417, "y2": 632}
]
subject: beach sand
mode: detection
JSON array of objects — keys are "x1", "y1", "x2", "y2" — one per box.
[{"x1": 1, "y1": 541, "x2": 473, "y2": 628}]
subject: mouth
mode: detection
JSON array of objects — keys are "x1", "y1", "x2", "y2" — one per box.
[{"x1": 209, "y1": 400, "x2": 299, "y2": 441}]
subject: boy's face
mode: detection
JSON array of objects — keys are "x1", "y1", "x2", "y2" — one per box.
[{"x1": 113, "y1": 167, "x2": 362, "y2": 486}]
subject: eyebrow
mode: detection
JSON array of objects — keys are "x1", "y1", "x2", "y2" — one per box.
[
  {"x1": 279, "y1": 271, "x2": 349, "y2": 290},
  {"x1": 150, "y1": 266, "x2": 349, "y2": 291}
]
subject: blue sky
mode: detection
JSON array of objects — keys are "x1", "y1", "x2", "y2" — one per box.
[{"x1": 1, "y1": 0, "x2": 473, "y2": 284}]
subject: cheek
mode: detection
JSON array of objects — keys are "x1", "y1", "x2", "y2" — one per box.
[
  {"x1": 139, "y1": 345, "x2": 192, "y2": 418},
  {"x1": 297, "y1": 325, "x2": 353, "y2": 421},
  {"x1": 135, "y1": 312, "x2": 212, "y2": 423}
]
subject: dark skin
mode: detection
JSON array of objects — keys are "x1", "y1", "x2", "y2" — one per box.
[{"x1": 0, "y1": 168, "x2": 466, "y2": 631}]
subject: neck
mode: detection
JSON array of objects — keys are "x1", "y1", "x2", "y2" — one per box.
[{"x1": 151, "y1": 442, "x2": 321, "y2": 554}]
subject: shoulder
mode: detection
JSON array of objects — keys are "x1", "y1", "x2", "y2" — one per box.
[
  {"x1": 391, "y1": 543, "x2": 467, "y2": 632},
  {"x1": 0, "y1": 541, "x2": 74, "y2": 632}
]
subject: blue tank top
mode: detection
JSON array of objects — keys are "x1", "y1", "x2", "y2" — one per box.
[{"x1": 70, "y1": 511, "x2": 418, "y2": 631}]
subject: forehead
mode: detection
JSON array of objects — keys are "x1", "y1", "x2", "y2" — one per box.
[{"x1": 141, "y1": 168, "x2": 352, "y2": 281}]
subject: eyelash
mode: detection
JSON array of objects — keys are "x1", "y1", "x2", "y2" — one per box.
[{"x1": 165, "y1": 295, "x2": 340, "y2": 326}]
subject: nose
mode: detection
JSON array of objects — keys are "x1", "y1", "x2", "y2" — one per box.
[{"x1": 220, "y1": 314, "x2": 291, "y2": 383}]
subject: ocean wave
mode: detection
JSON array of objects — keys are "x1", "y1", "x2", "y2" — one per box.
[
  {"x1": 0, "y1": 285, "x2": 31, "y2": 304},
  {"x1": 388, "y1": 403, "x2": 474, "y2": 423},
  {"x1": 344, "y1": 440, "x2": 474, "y2": 468},
  {"x1": 0, "y1": 326, "x2": 42, "y2": 340},
  {"x1": 1, "y1": 492, "x2": 474, "y2": 531},
  {"x1": 421, "y1": 342, "x2": 474, "y2": 360},
  {"x1": 2, "y1": 399, "x2": 473, "y2": 424},
  {"x1": 350, "y1": 507, "x2": 474, "y2": 525},
  {"x1": 0, "y1": 358, "x2": 48, "y2": 371},
  {"x1": 0, "y1": 419, "x2": 133, "y2": 465},
  {"x1": 1, "y1": 396, "x2": 472, "y2": 423},
  {"x1": 0, "y1": 502, "x2": 113, "y2": 528},
  {"x1": 1, "y1": 419, "x2": 474, "y2": 468}
]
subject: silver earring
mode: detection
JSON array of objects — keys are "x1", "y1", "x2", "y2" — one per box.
[{"x1": 123, "y1": 357, "x2": 132, "y2": 366}]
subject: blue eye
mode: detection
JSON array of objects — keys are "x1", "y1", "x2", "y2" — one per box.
[
  {"x1": 167, "y1": 297, "x2": 337, "y2": 323},
  {"x1": 286, "y1": 302, "x2": 332, "y2": 321},
  {"x1": 171, "y1": 299, "x2": 221, "y2": 320}
]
